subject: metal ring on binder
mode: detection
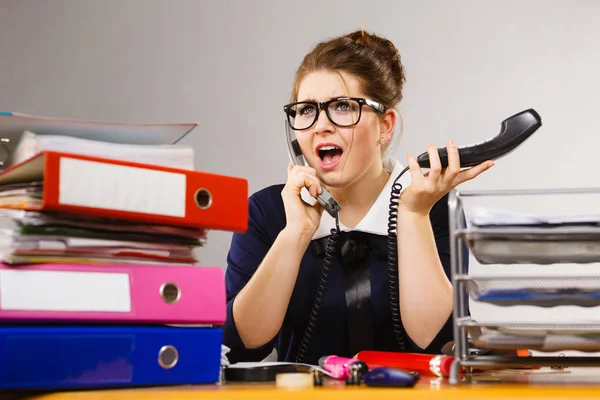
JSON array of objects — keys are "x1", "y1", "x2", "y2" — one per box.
[
  {"x1": 158, "y1": 345, "x2": 179, "y2": 369},
  {"x1": 159, "y1": 282, "x2": 181, "y2": 304},
  {"x1": 0, "y1": 138, "x2": 10, "y2": 167},
  {"x1": 194, "y1": 188, "x2": 212, "y2": 210}
]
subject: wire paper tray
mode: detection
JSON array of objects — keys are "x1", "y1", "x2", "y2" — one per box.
[
  {"x1": 458, "y1": 227, "x2": 600, "y2": 264},
  {"x1": 448, "y1": 189, "x2": 600, "y2": 384},
  {"x1": 464, "y1": 322, "x2": 600, "y2": 352},
  {"x1": 460, "y1": 276, "x2": 600, "y2": 307}
]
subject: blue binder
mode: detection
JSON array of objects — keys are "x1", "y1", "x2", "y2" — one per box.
[{"x1": 0, "y1": 325, "x2": 222, "y2": 390}]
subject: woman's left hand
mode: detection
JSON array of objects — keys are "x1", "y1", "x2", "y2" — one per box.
[{"x1": 399, "y1": 140, "x2": 494, "y2": 216}]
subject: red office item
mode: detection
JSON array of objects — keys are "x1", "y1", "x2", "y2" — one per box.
[
  {"x1": 0, "y1": 151, "x2": 248, "y2": 232},
  {"x1": 355, "y1": 350, "x2": 455, "y2": 377}
]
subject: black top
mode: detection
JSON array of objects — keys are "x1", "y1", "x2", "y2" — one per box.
[{"x1": 223, "y1": 182, "x2": 456, "y2": 365}]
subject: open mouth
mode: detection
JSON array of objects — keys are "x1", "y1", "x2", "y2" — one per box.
[{"x1": 318, "y1": 145, "x2": 343, "y2": 166}]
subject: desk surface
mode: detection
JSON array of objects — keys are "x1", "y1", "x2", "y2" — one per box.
[{"x1": 19, "y1": 368, "x2": 600, "y2": 400}]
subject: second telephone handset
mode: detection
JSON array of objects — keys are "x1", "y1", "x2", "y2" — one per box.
[{"x1": 285, "y1": 121, "x2": 342, "y2": 218}]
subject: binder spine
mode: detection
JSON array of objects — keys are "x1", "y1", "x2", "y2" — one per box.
[{"x1": 0, "y1": 326, "x2": 223, "y2": 390}]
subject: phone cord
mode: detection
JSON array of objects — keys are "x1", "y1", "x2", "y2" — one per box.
[
  {"x1": 387, "y1": 166, "x2": 410, "y2": 351},
  {"x1": 296, "y1": 210, "x2": 340, "y2": 364},
  {"x1": 297, "y1": 162, "x2": 409, "y2": 363}
]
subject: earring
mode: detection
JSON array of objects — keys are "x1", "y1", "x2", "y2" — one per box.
[{"x1": 379, "y1": 137, "x2": 386, "y2": 144}]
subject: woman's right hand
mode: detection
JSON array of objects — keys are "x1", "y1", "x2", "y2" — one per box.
[{"x1": 281, "y1": 162, "x2": 325, "y2": 238}]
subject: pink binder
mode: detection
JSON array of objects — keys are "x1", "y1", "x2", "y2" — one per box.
[{"x1": 0, "y1": 263, "x2": 225, "y2": 324}]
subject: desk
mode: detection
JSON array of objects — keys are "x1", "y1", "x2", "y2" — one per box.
[{"x1": 19, "y1": 368, "x2": 600, "y2": 400}]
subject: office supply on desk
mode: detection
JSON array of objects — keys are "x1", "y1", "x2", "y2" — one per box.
[
  {"x1": 467, "y1": 323, "x2": 600, "y2": 352},
  {"x1": 0, "y1": 262, "x2": 225, "y2": 324},
  {"x1": 11, "y1": 130, "x2": 195, "y2": 170},
  {"x1": 224, "y1": 362, "x2": 337, "y2": 382},
  {"x1": 0, "y1": 150, "x2": 248, "y2": 231},
  {"x1": 318, "y1": 355, "x2": 367, "y2": 380},
  {"x1": 311, "y1": 368, "x2": 324, "y2": 386},
  {"x1": 0, "y1": 208, "x2": 206, "y2": 265},
  {"x1": 0, "y1": 236, "x2": 198, "y2": 265},
  {"x1": 470, "y1": 207, "x2": 600, "y2": 228},
  {"x1": 471, "y1": 286, "x2": 600, "y2": 308},
  {"x1": 0, "y1": 208, "x2": 207, "y2": 245},
  {"x1": 0, "y1": 325, "x2": 222, "y2": 390},
  {"x1": 0, "y1": 111, "x2": 196, "y2": 164},
  {"x1": 275, "y1": 373, "x2": 315, "y2": 390},
  {"x1": 463, "y1": 207, "x2": 600, "y2": 264},
  {"x1": 355, "y1": 351, "x2": 454, "y2": 377},
  {"x1": 0, "y1": 208, "x2": 207, "y2": 240},
  {"x1": 448, "y1": 187, "x2": 600, "y2": 384},
  {"x1": 362, "y1": 367, "x2": 420, "y2": 388}
]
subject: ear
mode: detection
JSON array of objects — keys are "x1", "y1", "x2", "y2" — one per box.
[{"x1": 378, "y1": 108, "x2": 396, "y2": 144}]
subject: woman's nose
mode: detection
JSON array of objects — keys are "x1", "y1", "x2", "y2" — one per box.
[{"x1": 313, "y1": 109, "x2": 335, "y2": 134}]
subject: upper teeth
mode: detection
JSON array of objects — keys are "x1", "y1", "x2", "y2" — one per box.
[{"x1": 320, "y1": 146, "x2": 340, "y2": 151}]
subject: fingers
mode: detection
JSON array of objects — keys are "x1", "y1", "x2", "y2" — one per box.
[
  {"x1": 302, "y1": 173, "x2": 323, "y2": 198},
  {"x1": 458, "y1": 160, "x2": 495, "y2": 183},
  {"x1": 286, "y1": 164, "x2": 322, "y2": 198},
  {"x1": 426, "y1": 142, "x2": 442, "y2": 182},
  {"x1": 406, "y1": 153, "x2": 424, "y2": 186},
  {"x1": 444, "y1": 140, "x2": 460, "y2": 180}
]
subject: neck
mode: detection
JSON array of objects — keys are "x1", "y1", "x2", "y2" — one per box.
[{"x1": 327, "y1": 162, "x2": 390, "y2": 229}]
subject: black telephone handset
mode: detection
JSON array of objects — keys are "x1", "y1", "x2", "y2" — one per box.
[
  {"x1": 416, "y1": 108, "x2": 542, "y2": 168},
  {"x1": 285, "y1": 121, "x2": 342, "y2": 218}
]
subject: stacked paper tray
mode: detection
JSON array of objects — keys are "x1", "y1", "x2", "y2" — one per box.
[
  {"x1": 458, "y1": 226, "x2": 600, "y2": 264},
  {"x1": 463, "y1": 321, "x2": 600, "y2": 352},
  {"x1": 459, "y1": 275, "x2": 600, "y2": 307}
]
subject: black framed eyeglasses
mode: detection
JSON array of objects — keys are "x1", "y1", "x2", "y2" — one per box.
[{"x1": 283, "y1": 97, "x2": 386, "y2": 131}]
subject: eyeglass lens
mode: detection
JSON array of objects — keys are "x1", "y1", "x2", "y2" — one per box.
[{"x1": 288, "y1": 99, "x2": 361, "y2": 130}]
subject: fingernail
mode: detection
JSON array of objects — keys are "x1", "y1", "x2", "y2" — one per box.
[
  {"x1": 448, "y1": 140, "x2": 456, "y2": 148},
  {"x1": 488, "y1": 160, "x2": 495, "y2": 167}
]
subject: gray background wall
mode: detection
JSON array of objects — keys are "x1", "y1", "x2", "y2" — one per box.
[{"x1": 1, "y1": 0, "x2": 600, "y2": 330}]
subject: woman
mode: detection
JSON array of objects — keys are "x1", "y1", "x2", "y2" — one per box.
[{"x1": 223, "y1": 30, "x2": 493, "y2": 365}]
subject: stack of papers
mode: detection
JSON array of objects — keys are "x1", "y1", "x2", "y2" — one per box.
[
  {"x1": 10, "y1": 131, "x2": 195, "y2": 170},
  {"x1": 474, "y1": 287, "x2": 600, "y2": 307},
  {"x1": 470, "y1": 207, "x2": 600, "y2": 227},
  {"x1": 471, "y1": 325, "x2": 600, "y2": 352},
  {"x1": 0, "y1": 209, "x2": 205, "y2": 265}
]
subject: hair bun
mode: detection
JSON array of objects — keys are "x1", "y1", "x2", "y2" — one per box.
[
  {"x1": 349, "y1": 31, "x2": 395, "y2": 58},
  {"x1": 346, "y1": 30, "x2": 406, "y2": 88}
]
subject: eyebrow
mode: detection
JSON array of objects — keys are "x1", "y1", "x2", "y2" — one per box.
[{"x1": 297, "y1": 95, "x2": 352, "y2": 103}]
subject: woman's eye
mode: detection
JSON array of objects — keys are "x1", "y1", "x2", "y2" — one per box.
[
  {"x1": 335, "y1": 101, "x2": 351, "y2": 111},
  {"x1": 298, "y1": 105, "x2": 315, "y2": 116}
]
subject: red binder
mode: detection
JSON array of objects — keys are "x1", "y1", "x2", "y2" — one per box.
[{"x1": 0, "y1": 151, "x2": 248, "y2": 232}]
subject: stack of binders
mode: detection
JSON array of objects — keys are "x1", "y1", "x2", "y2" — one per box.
[{"x1": 0, "y1": 112, "x2": 249, "y2": 390}]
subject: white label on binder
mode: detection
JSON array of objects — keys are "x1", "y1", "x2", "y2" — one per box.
[
  {"x1": 0, "y1": 270, "x2": 131, "y2": 312},
  {"x1": 58, "y1": 157, "x2": 186, "y2": 217}
]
